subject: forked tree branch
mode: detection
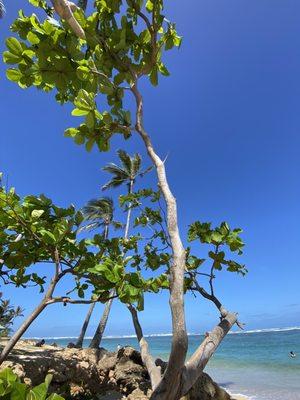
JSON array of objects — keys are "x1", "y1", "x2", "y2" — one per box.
[{"x1": 128, "y1": 304, "x2": 161, "y2": 389}]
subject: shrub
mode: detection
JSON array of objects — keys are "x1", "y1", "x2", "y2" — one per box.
[{"x1": 0, "y1": 368, "x2": 64, "y2": 400}]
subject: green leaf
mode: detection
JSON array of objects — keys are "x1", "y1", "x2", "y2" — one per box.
[
  {"x1": 11, "y1": 382, "x2": 27, "y2": 400},
  {"x1": 85, "y1": 138, "x2": 94, "y2": 152},
  {"x1": 71, "y1": 108, "x2": 89, "y2": 116},
  {"x1": 31, "y1": 209, "x2": 45, "y2": 219},
  {"x1": 47, "y1": 394, "x2": 65, "y2": 400},
  {"x1": 3, "y1": 51, "x2": 22, "y2": 64},
  {"x1": 6, "y1": 69, "x2": 22, "y2": 82},
  {"x1": 86, "y1": 112, "x2": 95, "y2": 129},
  {"x1": 27, "y1": 31, "x2": 40, "y2": 45},
  {"x1": 0, "y1": 368, "x2": 18, "y2": 384},
  {"x1": 74, "y1": 89, "x2": 95, "y2": 111},
  {"x1": 6, "y1": 38, "x2": 23, "y2": 56},
  {"x1": 40, "y1": 230, "x2": 56, "y2": 244},
  {"x1": 149, "y1": 67, "x2": 158, "y2": 86}
]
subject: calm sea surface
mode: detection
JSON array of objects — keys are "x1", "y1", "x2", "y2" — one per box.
[{"x1": 36, "y1": 328, "x2": 300, "y2": 400}]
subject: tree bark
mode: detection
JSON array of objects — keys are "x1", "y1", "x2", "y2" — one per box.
[
  {"x1": 88, "y1": 296, "x2": 113, "y2": 349},
  {"x1": 181, "y1": 313, "x2": 237, "y2": 397},
  {"x1": 75, "y1": 302, "x2": 96, "y2": 348},
  {"x1": 128, "y1": 305, "x2": 161, "y2": 390},
  {"x1": 124, "y1": 179, "x2": 134, "y2": 239},
  {"x1": 51, "y1": 0, "x2": 85, "y2": 39},
  {"x1": 132, "y1": 83, "x2": 188, "y2": 400},
  {"x1": 0, "y1": 270, "x2": 59, "y2": 364}
]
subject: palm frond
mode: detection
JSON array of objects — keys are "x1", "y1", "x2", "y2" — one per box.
[
  {"x1": 139, "y1": 165, "x2": 153, "y2": 178},
  {"x1": 132, "y1": 153, "x2": 142, "y2": 176},
  {"x1": 101, "y1": 177, "x2": 127, "y2": 191},
  {"x1": 82, "y1": 197, "x2": 114, "y2": 228},
  {"x1": 0, "y1": 0, "x2": 5, "y2": 18},
  {"x1": 102, "y1": 163, "x2": 129, "y2": 179},
  {"x1": 117, "y1": 149, "x2": 133, "y2": 175},
  {"x1": 78, "y1": 221, "x2": 103, "y2": 233}
]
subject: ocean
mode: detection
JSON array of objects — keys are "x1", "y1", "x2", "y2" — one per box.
[{"x1": 32, "y1": 327, "x2": 300, "y2": 400}]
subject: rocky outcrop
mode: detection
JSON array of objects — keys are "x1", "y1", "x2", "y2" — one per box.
[{"x1": 0, "y1": 340, "x2": 231, "y2": 400}]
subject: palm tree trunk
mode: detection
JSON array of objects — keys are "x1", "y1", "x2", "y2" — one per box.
[
  {"x1": 89, "y1": 180, "x2": 134, "y2": 349},
  {"x1": 88, "y1": 296, "x2": 113, "y2": 348},
  {"x1": 76, "y1": 224, "x2": 110, "y2": 348},
  {"x1": 75, "y1": 302, "x2": 96, "y2": 348},
  {"x1": 124, "y1": 179, "x2": 134, "y2": 239}
]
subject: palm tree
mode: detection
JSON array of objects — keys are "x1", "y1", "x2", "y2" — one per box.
[
  {"x1": 75, "y1": 197, "x2": 114, "y2": 348},
  {"x1": 0, "y1": 1, "x2": 5, "y2": 18},
  {"x1": 102, "y1": 149, "x2": 151, "y2": 237},
  {"x1": 88, "y1": 150, "x2": 151, "y2": 349}
]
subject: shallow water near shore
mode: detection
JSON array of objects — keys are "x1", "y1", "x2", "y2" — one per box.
[{"x1": 32, "y1": 328, "x2": 300, "y2": 400}]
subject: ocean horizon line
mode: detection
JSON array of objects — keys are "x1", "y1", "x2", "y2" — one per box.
[{"x1": 24, "y1": 325, "x2": 300, "y2": 340}]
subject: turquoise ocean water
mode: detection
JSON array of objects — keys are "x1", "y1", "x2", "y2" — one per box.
[{"x1": 33, "y1": 328, "x2": 300, "y2": 400}]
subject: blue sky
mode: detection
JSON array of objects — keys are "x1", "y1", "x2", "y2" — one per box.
[{"x1": 1, "y1": 0, "x2": 300, "y2": 337}]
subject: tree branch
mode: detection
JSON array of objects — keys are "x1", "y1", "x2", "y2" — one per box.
[
  {"x1": 181, "y1": 312, "x2": 237, "y2": 396},
  {"x1": 51, "y1": 0, "x2": 85, "y2": 39},
  {"x1": 45, "y1": 294, "x2": 118, "y2": 305},
  {"x1": 131, "y1": 82, "x2": 187, "y2": 399},
  {"x1": 128, "y1": 304, "x2": 161, "y2": 390}
]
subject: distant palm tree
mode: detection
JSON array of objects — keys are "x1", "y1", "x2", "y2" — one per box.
[
  {"x1": 75, "y1": 197, "x2": 114, "y2": 348},
  {"x1": 80, "y1": 196, "x2": 115, "y2": 237},
  {"x1": 0, "y1": 1, "x2": 5, "y2": 18},
  {"x1": 101, "y1": 149, "x2": 151, "y2": 237},
  {"x1": 88, "y1": 150, "x2": 151, "y2": 349}
]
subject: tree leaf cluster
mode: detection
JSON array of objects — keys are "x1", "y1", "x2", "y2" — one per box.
[{"x1": 0, "y1": 368, "x2": 64, "y2": 400}]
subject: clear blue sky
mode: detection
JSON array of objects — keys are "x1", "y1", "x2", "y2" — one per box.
[{"x1": 1, "y1": 0, "x2": 300, "y2": 337}]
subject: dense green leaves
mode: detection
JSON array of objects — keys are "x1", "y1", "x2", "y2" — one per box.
[
  {"x1": 187, "y1": 221, "x2": 247, "y2": 276},
  {"x1": 4, "y1": 0, "x2": 182, "y2": 152},
  {"x1": 0, "y1": 369, "x2": 64, "y2": 400}
]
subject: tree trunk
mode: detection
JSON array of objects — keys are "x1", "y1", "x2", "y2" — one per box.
[
  {"x1": 75, "y1": 302, "x2": 96, "y2": 348},
  {"x1": 132, "y1": 84, "x2": 188, "y2": 400},
  {"x1": 89, "y1": 180, "x2": 134, "y2": 349},
  {"x1": 0, "y1": 269, "x2": 59, "y2": 364},
  {"x1": 75, "y1": 223, "x2": 110, "y2": 347},
  {"x1": 88, "y1": 296, "x2": 113, "y2": 349},
  {"x1": 0, "y1": 301, "x2": 48, "y2": 363}
]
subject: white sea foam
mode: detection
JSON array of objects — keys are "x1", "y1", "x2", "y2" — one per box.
[
  {"x1": 225, "y1": 389, "x2": 255, "y2": 400},
  {"x1": 24, "y1": 326, "x2": 300, "y2": 340},
  {"x1": 228, "y1": 326, "x2": 300, "y2": 335}
]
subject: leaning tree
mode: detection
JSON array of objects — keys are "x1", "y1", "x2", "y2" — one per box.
[{"x1": 4, "y1": 1, "x2": 247, "y2": 398}]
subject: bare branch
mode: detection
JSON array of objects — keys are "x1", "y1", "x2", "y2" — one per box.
[
  {"x1": 181, "y1": 312, "x2": 237, "y2": 396},
  {"x1": 128, "y1": 304, "x2": 161, "y2": 389},
  {"x1": 45, "y1": 294, "x2": 118, "y2": 305}
]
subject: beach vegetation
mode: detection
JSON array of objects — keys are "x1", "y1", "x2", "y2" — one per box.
[{"x1": 0, "y1": 368, "x2": 64, "y2": 400}]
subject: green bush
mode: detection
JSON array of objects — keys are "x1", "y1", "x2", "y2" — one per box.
[{"x1": 0, "y1": 368, "x2": 64, "y2": 400}]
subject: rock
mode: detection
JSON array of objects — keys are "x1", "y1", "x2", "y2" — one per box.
[
  {"x1": 186, "y1": 373, "x2": 231, "y2": 400},
  {"x1": 0, "y1": 340, "x2": 232, "y2": 400}
]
